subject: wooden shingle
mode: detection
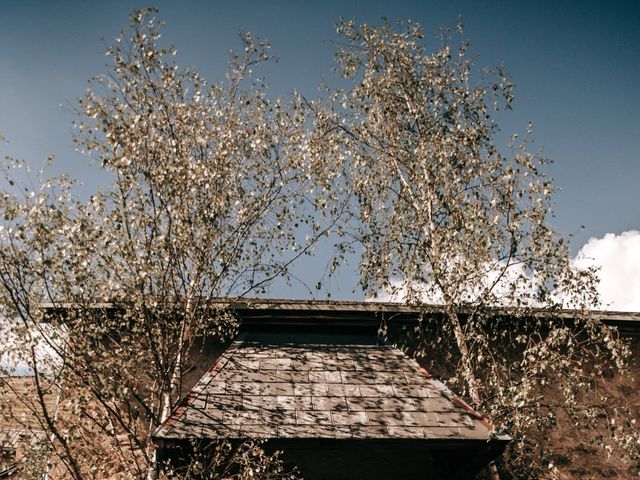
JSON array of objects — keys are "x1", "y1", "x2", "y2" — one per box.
[{"x1": 155, "y1": 340, "x2": 493, "y2": 442}]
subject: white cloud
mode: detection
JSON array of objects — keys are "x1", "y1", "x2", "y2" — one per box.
[
  {"x1": 573, "y1": 230, "x2": 640, "y2": 312},
  {"x1": 371, "y1": 230, "x2": 640, "y2": 313},
  {"x1": 371, "y1": 262, "x2": 541, "y2": 307},
  {"x1": 372, "y1": 278, "x2": 441, "y2": 304},
  {"x1": 1, "y1": 317, "x2": 64, "y2": 376}
]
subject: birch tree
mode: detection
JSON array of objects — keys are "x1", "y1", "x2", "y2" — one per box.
[
  {"x1": 0, "y1": 9, "x2": 311, "y2": 479},
  {"x1": 306, "y1": 19, "x2": 638, "y2": 477}
]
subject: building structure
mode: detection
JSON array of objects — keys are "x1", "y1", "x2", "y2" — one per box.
[
  {"x1": 152, "y1": 299, "x2": 640, "y2": 479},
  {"x1": 0, "y1": 376, "x2": 58, "y2": 478},
  {"x1": 3, "y1": 299, "x2": 639, "y2": 478}
]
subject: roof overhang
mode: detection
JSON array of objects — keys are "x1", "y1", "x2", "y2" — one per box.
[{"x1": 40, "y1": 298, "x2": 640, "y2": 334}]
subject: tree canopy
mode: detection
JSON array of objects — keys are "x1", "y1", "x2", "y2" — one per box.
[
  {"x1": 0, "y1": 9, "x2": 637, "y2": 480},
  {"x1": 305, "y1": 18, "x2": 637, "y2": 477}
]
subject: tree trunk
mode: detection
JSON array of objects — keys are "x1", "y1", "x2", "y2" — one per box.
[{"x1": 445, "y1": 306, "x2": 500, "y2": 480}]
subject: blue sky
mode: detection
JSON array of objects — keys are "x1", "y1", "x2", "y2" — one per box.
[{"x1": 1, "y1": 1, "x2": 639, "y2": 303}]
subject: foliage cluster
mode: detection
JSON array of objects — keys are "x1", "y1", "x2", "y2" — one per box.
[{"x1": 0, "y1": 9, "x2": 637, "y2": 479}]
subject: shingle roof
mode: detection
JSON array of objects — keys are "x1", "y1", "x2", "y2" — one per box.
[
  {"x1": 0, "y1": 428, "x2": 46, "y2": 451},
  {"x1": 154, "y1": 337, "x2": 493, "y2": 442}
]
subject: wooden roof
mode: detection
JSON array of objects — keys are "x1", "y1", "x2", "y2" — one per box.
[{"x1": 154, "y1": 334, "x2": 499, "y2": 443}]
